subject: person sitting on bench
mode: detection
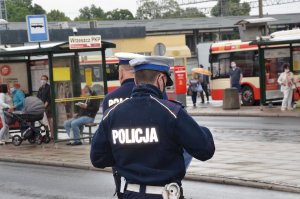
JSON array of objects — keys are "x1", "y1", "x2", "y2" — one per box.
[{"x1": 64, "y1": 86, "x2": 100, "y2": 146}]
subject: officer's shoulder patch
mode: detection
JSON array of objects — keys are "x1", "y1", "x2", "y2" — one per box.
[
  {"x1": 102, "y1": 98, "x2": 129, "y2": 121},
  {"x1": 150, "y1": 95, "x2": 181, "y2": 118}
]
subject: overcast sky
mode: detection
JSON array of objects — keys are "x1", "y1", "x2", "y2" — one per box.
[{"x1": 32, "y1": 0, "x2": 300, "y2": 19}]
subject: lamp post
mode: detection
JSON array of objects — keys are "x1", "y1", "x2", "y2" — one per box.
[
  {"x1": 0, "y1": 18, "x2": 8, "y2": 45},
  {"x1": 259, "y1": 0, "x2": 263, "y2": 18}
]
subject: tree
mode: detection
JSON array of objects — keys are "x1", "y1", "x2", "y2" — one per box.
[
  {"x1": 211, "y1": 0, "x2": 250, "y2": 17},
  {"x1": 136, "y1": 0, "x2": 205, "y2": 19},
  {"x1": 6, "y1": 0, "x2": 33, "y2": 22},
  {"x1": 161, "y1": 0, "x2": 182, "y2": 18},
  {"x1": 181, "y1": 7, "x2": 206, "y2": 18},
  {"x1": 75, "y1": 4, "x2": 105, "y2": 21},
  {"x1": 105, "y1": 9, "x2": 134, "y2": 20},
  {"x1": 31, "y1": 3, "x2": 46, "y2": 15},
  {"x1": 6, "y1": 0, "x2": 49, "y2": 22},
  {"x1": 136, "y1": 0, "x2": 161, "y2": 19},
  {"x1": 47, "y1": 10, "x2": 70, "y2": 21}
]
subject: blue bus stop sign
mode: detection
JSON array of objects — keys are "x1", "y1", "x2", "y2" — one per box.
[{"x1": 26, "y1": 15, "x2": 49, "y2": 42}]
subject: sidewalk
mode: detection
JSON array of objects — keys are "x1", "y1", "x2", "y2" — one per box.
[
  {"x1": 185, "y1": 99, "x2": 300, "y2": 117},
  {"x1": 1, "y1": 138, "x2": 300, "y2": 193}
]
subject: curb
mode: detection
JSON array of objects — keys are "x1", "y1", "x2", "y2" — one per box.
[
  {"x1": 185, "y1": 174, "x2": 300, "y2": 194},
  {"x1": 1, "y1": 157, "x2": 300, "y2": 194},
  {"x1": 187, "y1": 111, "x2": 300, "y2": 118}
]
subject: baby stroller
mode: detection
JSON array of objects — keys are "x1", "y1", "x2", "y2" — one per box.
[{"x1": 4, "y1": 96, "x2": 51, "y2": 146}]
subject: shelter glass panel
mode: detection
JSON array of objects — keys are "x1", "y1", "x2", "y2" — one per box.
[
  {"x1": 53, "y1": 56, "x2": 74, "y2": 128},
  {"x1": 293, "y1": 47, "x2": 300, "y2": 74},
  {"x1": 264, "y1": 48, "x2": 289, "y2": 100}
]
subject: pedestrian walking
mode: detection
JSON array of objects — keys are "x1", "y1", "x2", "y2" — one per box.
[
  {"x1": 278, "y1": 64, "x2": 296, "y2": 111},
  {"x1": 188, "y1": 73, "x2": 201, "y2": 107},
  {"x1": 0, "y1": 84, "x2": 12, "y2": 144},
  {"x1": 91, "y1": 56, "x2": 215, "y2": 199},
  {"x1": 198, "y1": 64, "x2": 210, "y2": 104},
  {"x1": 229, "y1": 61, "x2": 243, "y2": 104}
]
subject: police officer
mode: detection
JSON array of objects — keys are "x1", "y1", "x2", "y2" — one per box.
[
  {"x1": 91, "y1": 56, "x2": 215, "y2": 199},
  {"x1": 102, "y1": 52, "x2": 144, "y2": 112},
  {"x1": 102, "y1": 52, "x2": 144, "y2": 198}
]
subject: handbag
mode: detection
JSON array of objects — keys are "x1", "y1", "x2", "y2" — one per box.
[
  {"x1": 197, "y1": 84, "x2": 203, "y2": 92},
  {"x1": 187, "y1": 86, "x2": 193, "y2": 96}
]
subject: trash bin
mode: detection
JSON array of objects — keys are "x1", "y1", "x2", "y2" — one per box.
[{"x1": 223, "y1": 88, "x2": 240, "y2": 110}]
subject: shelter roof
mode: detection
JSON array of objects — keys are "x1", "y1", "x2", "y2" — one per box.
[{"x1": 0, "y1": 41, "x2": 115, "y2": 57}]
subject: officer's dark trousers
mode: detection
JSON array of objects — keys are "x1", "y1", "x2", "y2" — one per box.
[
  {"x1": 122, "y1": 191, "x2": 163, "y2": 199},
  {"x1": 200, "y1": 84, "x2": 209, "y2": 103}
]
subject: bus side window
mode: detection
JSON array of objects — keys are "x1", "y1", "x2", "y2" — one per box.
[
  {"x1": 219, "y1": 58, "x2": 230, "y2": 77},
  {"x1": 232, "y1": 51, "x2": 256, "y2": 77},
  {"x1": 211, "y1": 54, "x2": 219, "y2": 78},
  {"x1": 211, "y1": 53, "x2": 230, "y2": 78},
  {"x1": 106, "y1": 64, "x2": 119, "y2": 81},
  {"x1": 218, "y1": 53, "x2": 230, "y2": 78},
  {"x1": 80, "y1": 67, "x2": 85, "y2": 82},
  {"x1": 253, "y1": 52, "x2": 260, "y2": 76}
]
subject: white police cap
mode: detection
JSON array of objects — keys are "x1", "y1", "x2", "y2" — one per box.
[
  {"x1": 129, "y1": 56, "x2": 174, "y2": 86},
  {"x1": 114, "y1": 52, "x2": 144, "y2": 65}
]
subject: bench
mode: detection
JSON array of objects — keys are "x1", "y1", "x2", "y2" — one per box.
[{"x1": 80, "y1": 123, "x2": 98, "y2": 144}]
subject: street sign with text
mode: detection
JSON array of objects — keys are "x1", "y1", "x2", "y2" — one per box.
[{"x1": 69, "y1": 35, "x2": 102, "y2": 49}]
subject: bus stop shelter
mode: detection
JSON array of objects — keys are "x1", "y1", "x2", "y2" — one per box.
[{"x1": 0, "y1": 41, "x2": 116, "y2": 142}]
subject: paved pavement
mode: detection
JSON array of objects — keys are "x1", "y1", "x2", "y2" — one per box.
[
  {"x1": 1, "y1": 127, "x2": 300, "y2": 194},
  {"x1": 185, "y1": 98, "x2": 300, "y2": 117},
  {"x1": 1, "y1": 97, "x2": 299, "y2": 194}
]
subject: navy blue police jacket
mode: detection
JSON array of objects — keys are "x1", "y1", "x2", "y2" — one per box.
[
  {"x1": 102, "y1": 78, "x2": 169, "y2": 112},
  {"x1": 102, "y1": 78, "x2": 135, "y2": 112},
  {"x1": 91, "y1": 84, "x2": 215, "y2": 186}
]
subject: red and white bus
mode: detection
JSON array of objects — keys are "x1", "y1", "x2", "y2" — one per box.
[
  {"x1": 79, "y1": 56, "x2": 120, "y2": 93},
  {"x1": 209, "y1": 31, "x2": 300, "y2": 105}
]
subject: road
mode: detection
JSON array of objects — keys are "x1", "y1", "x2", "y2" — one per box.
[
  {"x1": 58, "y1": 115, "x2": 300, "y2": 143},
  {"x1": 193, "y1": 116, "x2": 299, "y2": 131},
  {"x1": 0, "y1": 162, "x2": 299, "y2": 199},
  {"x1": 193, "y1": 116, "x2": 300, "y2": 143}
]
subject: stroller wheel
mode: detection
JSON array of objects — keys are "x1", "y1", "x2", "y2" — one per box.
[
  {"x1": 36, "y1": 134, "x2": 43, "y2": 145},
  {"x1": 43, "y1": 135, "x2": 51, "y2": 144},
  {"x1": 12, "y1": 135, "x2": 23, "y2": 146},
  {"x1": 28, "y1": 137, "x2": 36, "y2": 144}
]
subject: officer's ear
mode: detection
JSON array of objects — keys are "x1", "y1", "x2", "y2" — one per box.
[
  {"x1": 119, "y1": 66, "x2": 124, "y2": 82},
  {"x1": 158, "y1": 74, "x2": 167, "y2": 84}
]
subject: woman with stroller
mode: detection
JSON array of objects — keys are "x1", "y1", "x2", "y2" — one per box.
[
  {"x1": 37, "y1": 75, "x2": 53, "y2": 139},
  {"x1": 0, "y1": 84, "x2": 12, "y2": 145},
  {"x1": 10, "y1": 83, "x2": 25, "y2": 111}
]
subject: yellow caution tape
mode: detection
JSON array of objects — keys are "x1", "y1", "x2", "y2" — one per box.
[{"x1": 55, "y1": 95, "x2": 105, "y2": 103}]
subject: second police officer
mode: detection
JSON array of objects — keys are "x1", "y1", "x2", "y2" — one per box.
[
  {"x1": 102, "y1": 53, "x2": 144, "y2": 112},
  {"x1": 91, "y1": 56, "x2": 215, "y2": 199},
  {"x1": 102, "y1": 52, "x2": 144, "y2": 198}
]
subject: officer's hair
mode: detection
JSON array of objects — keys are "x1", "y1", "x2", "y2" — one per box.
[
  {"x1": 120, "y1": 64, "x2": 134, "y2": 73},
  {"x1": 135, "y1": 70, "x2": 161, "y2": 85}
]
